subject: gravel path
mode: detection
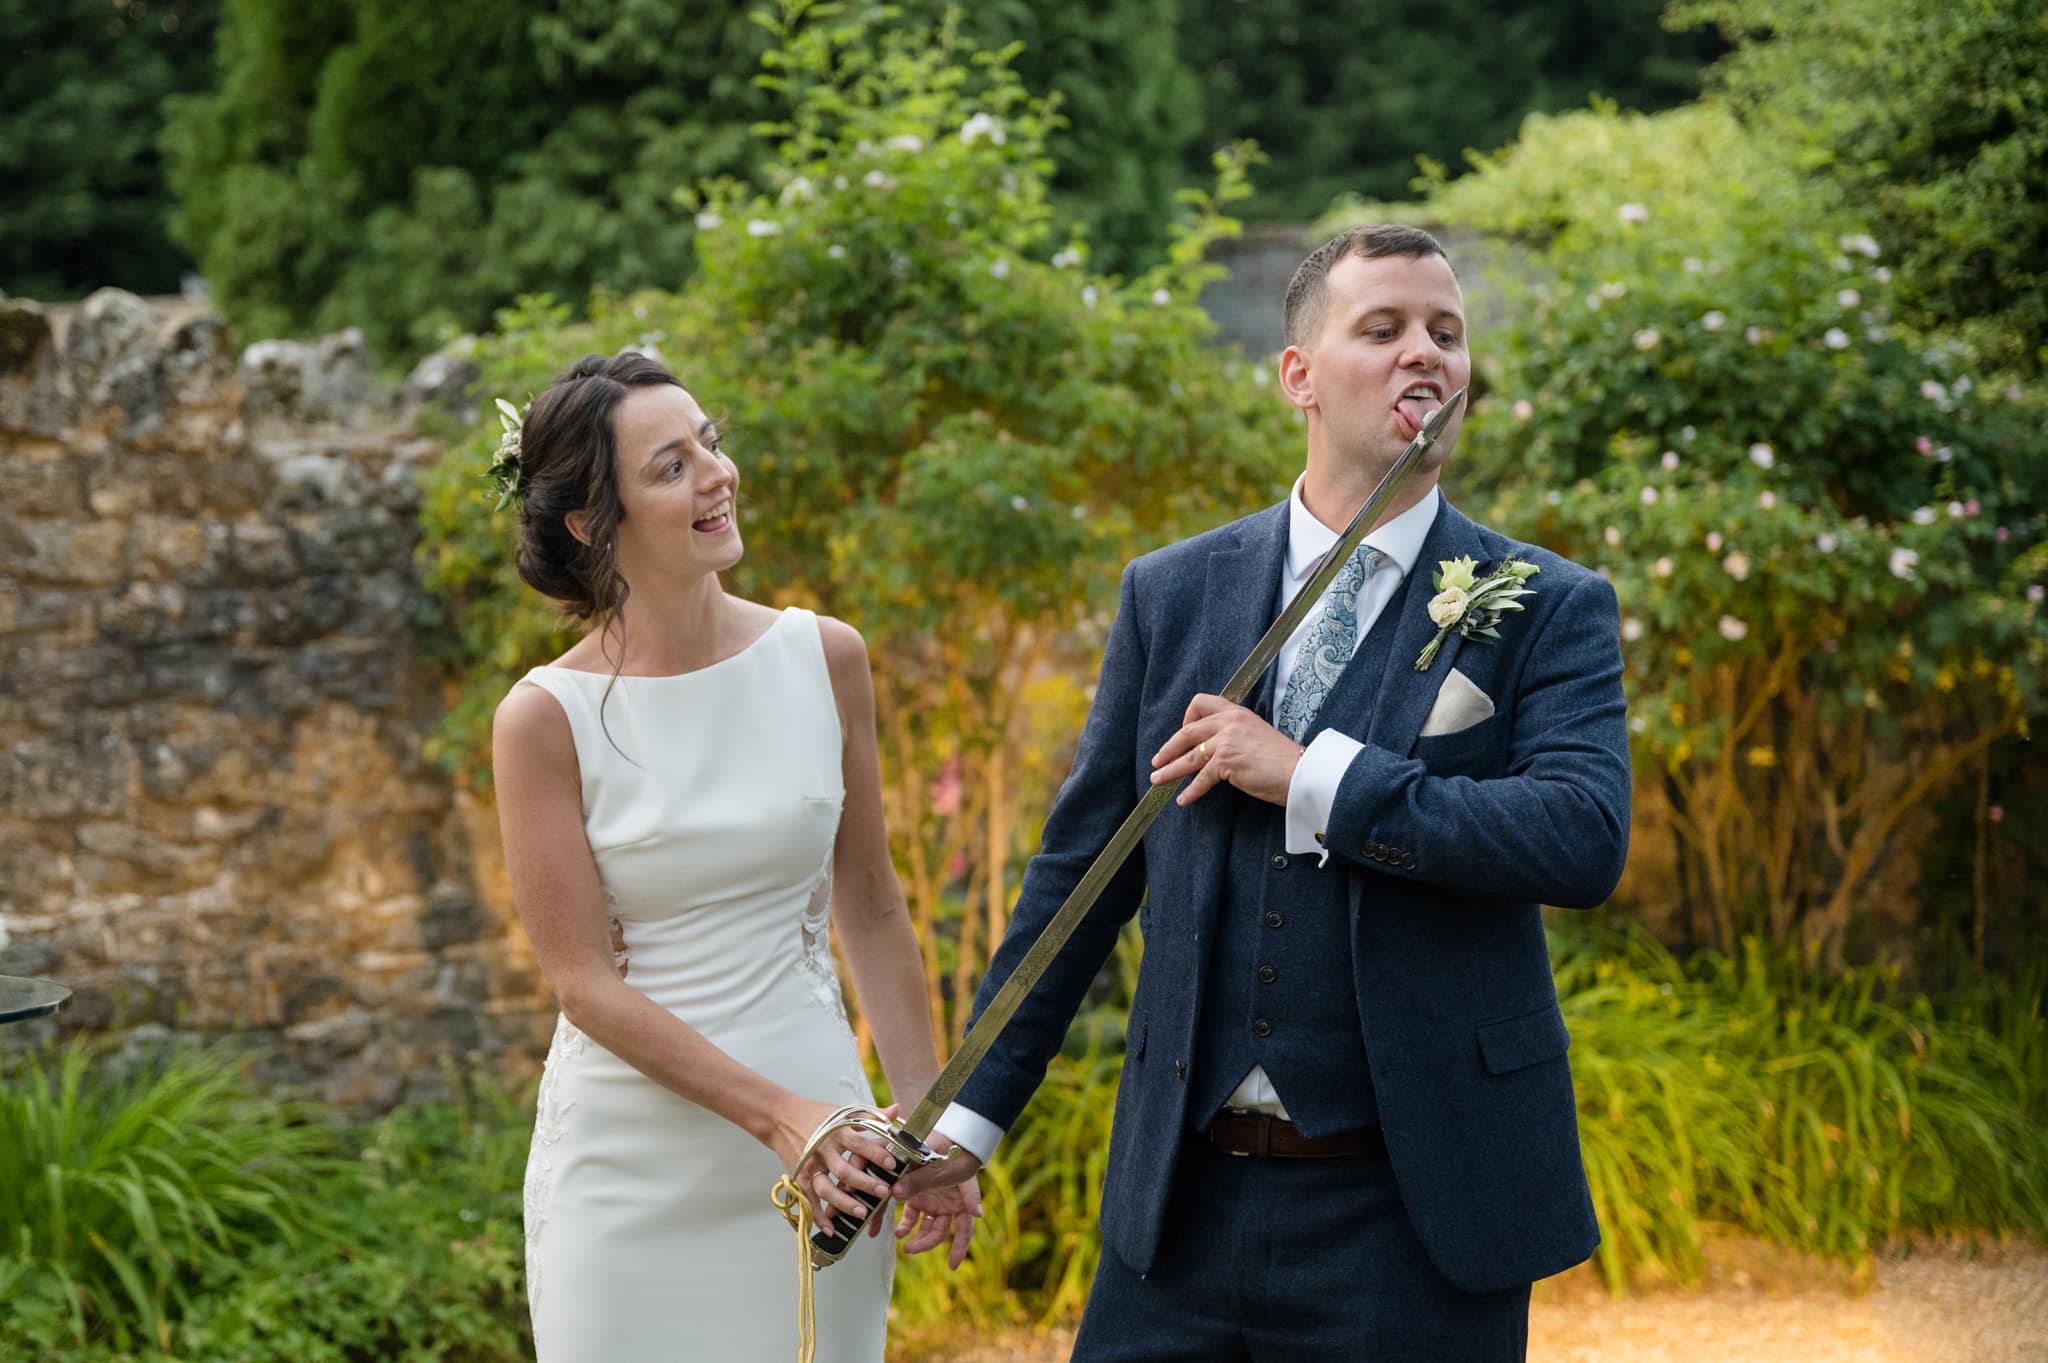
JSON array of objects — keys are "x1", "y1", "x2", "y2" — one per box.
[{"x1": 904, "y1": 1243, "x2": 2048, "y2": 1363}]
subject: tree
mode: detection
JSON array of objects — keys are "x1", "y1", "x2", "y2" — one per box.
[
  {"x1": 1356, "y1": 102, "x2": 2048, "y2": 967},
  {"x1": 162, "y1": 0, "x2": 771, "y2": 361},
  {"x1": 1177, "y1": 0, "x2": 1722, "y2": 223},
  {"x1": 1675, "y1": 0, "x2": 2048, "y2": 375},
  {"x1": 161, "y1": 0, "x2": 1204, "y2": 364},
  {"x1": 0, "y1": 0, "x2": 217, "y2": 299},
  {"x1": 415, "y1": 4, "x2": 1298, "y2": 1053}
]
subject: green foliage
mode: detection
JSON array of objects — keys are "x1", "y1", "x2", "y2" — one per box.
[
  {"x1": 1674, "y1": 0, "x2": 2048, "y2": 374},
  {"x1": 161, "y1": 0, "x2": 761, "y2": 361},
  {"x1": 0, "y1": 1039, "x2": 338, "y2": 1351},
  {"x1": 1560, "y1": 924, "x2": 2048, "y2": 1290},
  {"x1": 160, "y1": 0, "x2": 1207, "y2": 363},
  {"x1": 7, "y1": 944, "x2": 2042, "y2": 1351},
  {"x1": 0, "y1": 1055, "x2": 534, "y2": 1362},
  {"x1": 1332, "y1": 101, "x2": 2048, "y2": 962},
  {"x1": 974, "y1": 0, "x2": 1200, "y2": 272},
  {"x1": 1181, "y1": 0, "x2": 1722, "y2": 224},
  {"x1": 0, "y1": 0, "x2": 216, "y2": 299},
  {"x1": 891, "y1": 929, "x2": 1140, "y2": 1339}
]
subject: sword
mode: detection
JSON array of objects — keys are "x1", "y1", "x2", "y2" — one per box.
[{"x1": 801, "y1": 389, "x2": 1467, "y2": 1265}]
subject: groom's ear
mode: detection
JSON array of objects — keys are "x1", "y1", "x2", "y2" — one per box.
[{"x1": 1278, "y1": 343, "x2": 1317, "y2": 413}]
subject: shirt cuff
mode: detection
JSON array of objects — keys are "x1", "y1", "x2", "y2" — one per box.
[
  {"x1": 932, "y1": 1102, "x2": 1004, "y2": 1165},
  {"x1": 1285, "y1": 729, "x2": 1364, "y2": 863}
]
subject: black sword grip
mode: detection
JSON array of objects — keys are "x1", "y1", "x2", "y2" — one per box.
[{"x1": 807, "y1": 1160, "x2": 905, "y2": 1259}]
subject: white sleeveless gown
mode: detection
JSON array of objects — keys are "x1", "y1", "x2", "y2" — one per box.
[{"x1": 516, "y1": 607, "x2": 892, "y2": 1362}]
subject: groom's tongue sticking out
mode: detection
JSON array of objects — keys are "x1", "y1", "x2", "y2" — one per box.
[{"x1": 1393, "y1": 382, "x2": 1445, "y2": 441}]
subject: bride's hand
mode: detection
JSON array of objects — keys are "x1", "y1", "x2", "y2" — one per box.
[{"x1": 767, "y1": 1097, "x2": 902, "y2": 1233}]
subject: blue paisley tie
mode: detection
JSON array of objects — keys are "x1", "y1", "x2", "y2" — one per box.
[{"x1": 1274, "y1": 544, "x2": 1386, "y2": 741}]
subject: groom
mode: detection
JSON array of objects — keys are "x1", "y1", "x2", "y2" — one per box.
[{"x1": 905, "y1": 225, "x2": 1631, "y2": 1359}]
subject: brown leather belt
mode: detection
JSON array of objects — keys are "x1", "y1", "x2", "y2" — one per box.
[{"x1": 1204, "y1": 1110, "x2": 1387, "y2": 1160}]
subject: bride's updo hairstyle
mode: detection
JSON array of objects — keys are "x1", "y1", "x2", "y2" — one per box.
[{"x1": 514, "y1": 352, "x2": 684, "y2": 621}]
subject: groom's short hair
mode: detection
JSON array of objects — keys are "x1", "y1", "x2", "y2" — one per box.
[{"x1": 1284, "y1": 225, "x2": 1451, "y2": 348}]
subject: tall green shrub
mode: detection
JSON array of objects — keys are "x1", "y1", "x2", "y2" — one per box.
[
  {"x1": 1331, "y1": 103, "x2": 2048, "y2": 964},
  {"x1": 415, "y1": 2, "x2": 1296, "y2": 1045},
  {"x1": 161, "y1": 0, "x2": 1205, "y2": 364},
  {"x1": 0, "y1": 0, "x2": 217, "y2": 298},
  {"x1": 1675, "y1": 0, "x2": 2048, "y2": 375},
  {"x1": 0, "y1": 1040, "x2": 337, "y2": 1350},
  {"x1": 1179, "y1": 0, "x2": 1722, "y2": 223}
]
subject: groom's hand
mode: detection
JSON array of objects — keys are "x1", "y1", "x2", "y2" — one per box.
[
  {"x1": 1151, "y1": 694, "x2": 1304, "y2": 807},
  {"x1": 893, "y1": 1132, "x2": 981, "y2": 1196}
]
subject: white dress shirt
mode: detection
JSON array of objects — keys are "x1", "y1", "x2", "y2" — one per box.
[{"x1": 936, "y1": 483, "x2": 1443, "y2": 1159}]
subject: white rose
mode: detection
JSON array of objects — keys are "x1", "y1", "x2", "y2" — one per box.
[{"x1": 1427, "y1": 587, "x2": 1469, "y2": 629}]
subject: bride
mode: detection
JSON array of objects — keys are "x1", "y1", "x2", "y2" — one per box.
[{"x1": 490, "y1": 352, "x2": 980, "y2": 1361}]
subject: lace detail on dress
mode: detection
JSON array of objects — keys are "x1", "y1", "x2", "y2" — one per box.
[{"x1": 523, "y1": 1015, "x2": 587, "y2": 1315}]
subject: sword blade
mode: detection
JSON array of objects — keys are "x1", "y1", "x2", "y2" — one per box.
[{"x1": 902, "y1": 389, "x2": 1466, "y2": 1142}]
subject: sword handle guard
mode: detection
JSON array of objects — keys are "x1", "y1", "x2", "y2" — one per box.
[{"x1": 773, "y1": 1105, "x2": 940, "y2": 1268}]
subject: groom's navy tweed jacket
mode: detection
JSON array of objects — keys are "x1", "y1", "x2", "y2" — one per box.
[{"x1": 955, "y1": 496, "x2": 1631, "y2": 1295}]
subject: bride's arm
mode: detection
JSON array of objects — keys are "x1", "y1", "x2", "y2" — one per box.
[
  {"x1": 491, "y1": 679, "x2": 897, "y2": 1226},
  {"x1": 816, "y1": 617, "x2": 942, "y2": 1108},
  {"x1": 818, "y1": 618, "x2": 982, "y2": 1267}
]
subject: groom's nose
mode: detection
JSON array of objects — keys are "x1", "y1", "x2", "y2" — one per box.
[{"x1": 1398, "y1": 328, "x2": 1444, "y2": 370}]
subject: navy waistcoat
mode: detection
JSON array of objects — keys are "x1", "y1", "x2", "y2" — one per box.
[{"x1": 1186, "y1": 569, "x2": 1416, "y2": 1138}]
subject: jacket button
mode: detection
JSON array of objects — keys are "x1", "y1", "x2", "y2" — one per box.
[
  {"x1": 1401, "y1": 851, "x2": 1417, "y2": 868},
  {"x1": 1257, "y1": 964, "x2": 1277, "y2": 984},
  {"x1": 1269, "y1": 853, "x2": 1289, "y2": 870},
  {"x1": 1265, "y1": 911, "x2": 1284, "y2": 928},
  {"x1": 1252, "y1": 1019, "x2": 1272, "y2": 1038},
  {"x1": 1174, "y1": 1059, "x2": 1186, "y2": 1080}
]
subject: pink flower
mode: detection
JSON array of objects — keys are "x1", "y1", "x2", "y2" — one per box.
[
  {"x1": 1989, "y1": 805, "x2": 2004, "y2": 823},
  {"x1": 1916, "y1": 435, "x2": 1933, "y2": 455},
  {"x1": 1996, "y1": 526, "x2": 2011, "y2": 543},
  {"x1": 1965, "y1": 499, "x2": 1981, "y2": 516},
  {"x1": 930, "y1": 756, "x2": 964, "y2": 816},
  {"x1": 1512, "y1": 399, "x2": 1534, "y2": 421}
]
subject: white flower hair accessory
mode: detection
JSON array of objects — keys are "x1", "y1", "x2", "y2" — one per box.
[{"x1": 486, "y1": 397, "x2": 530, "y2": 512}]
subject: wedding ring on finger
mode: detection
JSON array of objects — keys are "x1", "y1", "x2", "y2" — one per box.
[{"x1": 1197, "y1": 740, "x2": 1211, "y2": 760}]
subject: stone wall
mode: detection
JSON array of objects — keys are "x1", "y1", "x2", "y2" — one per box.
[{"x1": 0, "y1": 289, "x2": 550, "y2": 1105}]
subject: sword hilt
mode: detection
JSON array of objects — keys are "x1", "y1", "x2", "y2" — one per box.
[{"x1": 772, "y1": 1106, "x2": 948, "y2": 1268}]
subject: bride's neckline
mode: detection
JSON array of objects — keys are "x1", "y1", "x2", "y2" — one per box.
[{"x1": 531, "y1": 607, "x2": 794, "y2": 682}]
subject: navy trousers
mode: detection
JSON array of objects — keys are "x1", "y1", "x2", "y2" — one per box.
[{"x1": 1072, "y1": 1138, "x2": 1531, "y2": 1362}]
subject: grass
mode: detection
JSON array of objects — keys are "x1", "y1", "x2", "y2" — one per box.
[
  {"x1": 0, "y1": 1039, "x2": 338, "y2": 1351},
  {"x1": 1560, "y1": 927, "x2": 2048, "y2": 1290},
  {"x1": 5, "y1": 929, "x2": 2042, "y2": 1356}
]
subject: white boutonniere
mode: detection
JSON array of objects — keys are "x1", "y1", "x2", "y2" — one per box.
[{"x1": 1415, "y1": 555, "x2": 1540, "y2": 671}]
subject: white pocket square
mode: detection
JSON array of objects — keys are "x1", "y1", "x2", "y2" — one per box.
[{"x1": 1420, "y1": 668, "x2": 1495, "y2": 738}]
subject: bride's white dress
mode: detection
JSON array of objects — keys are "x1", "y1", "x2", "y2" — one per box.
[{"x1": 516, "y1": 607, "x2": 891, "y2": 1362}]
